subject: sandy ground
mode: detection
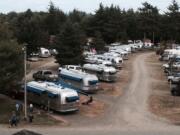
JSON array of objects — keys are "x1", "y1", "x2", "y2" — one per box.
[
  {"x1": 26, "y1": 57, "x2": 59, "y2": 81},
  {"x1": 148, "y1": 53, "x2": 180, "y2": 125}
]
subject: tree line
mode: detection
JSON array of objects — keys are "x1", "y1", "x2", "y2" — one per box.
[{"x1": 0, "y1": 0, "x2": 180, "y2": 93}]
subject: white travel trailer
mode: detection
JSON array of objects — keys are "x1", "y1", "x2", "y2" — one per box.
[
  {"x1": 59, "y1": 69, "x2": 99, "y2": 93},
  {"x1": 84, "y1": 55, "x2": 98, "y2": 64},
  {"x1": 59, "y1": 65, "x2": 82, "y2": 72},
  {"x1": 27, "y1": 81, "x2": 79, "y2": 112},
  {"x1": 39, "y1": 48, "x2": 51, "y2": 58},
  {"x1": 103, "y1": 55, "x2": 123, "y2": 69},
  {"x1": 104, "y1": 52, "x2": 122, "y2": 59},
  {"x1": 83, "y1": 64, "x2": 117, "y2": 82},
  {"x1": 110, "y1": 49, "x2": 129, "y2": 60}
]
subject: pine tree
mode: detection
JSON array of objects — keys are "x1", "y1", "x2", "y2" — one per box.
[
  {"x1": 0, "y1": 41, "x2": 23, "y2": 94},
  {"x1": 55, "y1": 21, "x2": 84, "y2": 65},
  {"x1": 93, "y1": 31, "x2": 106, "y2": 52}
]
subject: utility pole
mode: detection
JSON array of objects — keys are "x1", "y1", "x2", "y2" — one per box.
[
  {"x1": 24, "y1": 44, "x2": 27, "y2": 120},
  {"x1": 153, "y1": 32, "x2": 155, "y2": 45}
]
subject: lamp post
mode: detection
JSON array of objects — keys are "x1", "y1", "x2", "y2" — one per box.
[{"x1": 23, "y1": 44, "x2": 27, "y2": 120}]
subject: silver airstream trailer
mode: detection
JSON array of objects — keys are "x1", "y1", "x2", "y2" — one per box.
[
  {"x1": 59, "y1": 69, "x2": 99, "y2": 93},
  {"x1": 27, "y1": 81, "x2": 79, "y2": 112},
  {"x1": 83, "y1": 64, "x2": 117, "y2": 82}
]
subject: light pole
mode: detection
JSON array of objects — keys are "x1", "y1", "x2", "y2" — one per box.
[{"x1": 23, "y1": 44, "x2": 27, "y2": 120}]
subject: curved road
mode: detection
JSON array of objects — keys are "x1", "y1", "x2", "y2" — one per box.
[{"x1": 2, "y1": 52, "x2": 180, "y2": 135}]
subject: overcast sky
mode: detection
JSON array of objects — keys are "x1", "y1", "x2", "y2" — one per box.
[{"x1": 0, "y1": 0, "x2": 175, "y2": 14}]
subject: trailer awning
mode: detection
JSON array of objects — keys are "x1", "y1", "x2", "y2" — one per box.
[
  {"x1": 60, "y1": 74, "x2": 82, "y2": 82},
  {"x1": 27, "y1": 85, "x2": 46, "y2": 95}
]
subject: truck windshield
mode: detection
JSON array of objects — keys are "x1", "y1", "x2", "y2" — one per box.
[
  {"x1": 66, "y1": 96, "x2": 79, "y2": 102},
  {"x1": 44, "y1": 71, "x2": 52, "y2": 75}
]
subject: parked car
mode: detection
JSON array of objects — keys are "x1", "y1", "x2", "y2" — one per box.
[
  {"x1": 168, "y1": 72, "x2": 180, "y2": 84},
  {"x1": 33, "y1": 70, "x2": 58, "y2": 81}
]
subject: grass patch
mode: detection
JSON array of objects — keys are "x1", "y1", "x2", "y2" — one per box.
[
  {"x1": 31, "y1": 113, "x2": 59, "y2": 125},
  {"x1": 0, "y1": 94, "x2": 61, "y2": 126},
  {"x1": 0, "y1": 95, "x2": 16, "y2": 124}
]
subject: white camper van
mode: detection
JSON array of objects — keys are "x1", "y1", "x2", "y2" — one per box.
[
  {"x1": 83, "y1": 64, "x2": 117, "y2": 82},
  {"x1": 59, "y1": 69, "x2": 99, "y2": 93},
  {"x1": 27, "y1": 81, "x2": 79, "y2": 112}
]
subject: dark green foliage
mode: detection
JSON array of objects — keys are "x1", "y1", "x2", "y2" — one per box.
[
  {"x1": 137, "y1": 2, "x2": 160, "y2": 42},
  {"x1": 14, "y1": 9, "x2": 49, "y2": 55},
  {"x1": 0, "y1": 40, "x2": 23, "y2": 94},
  {"x1": 55, "y1": 21, "x2": 85, "y2": 65},
  {"x1": 165, "y1": 0, "x2": 180, "y2": 42},
  {"x1": 45, "y1": 2, "x2": 67, "y2": 35},
  {"x1": 92, "y1": 31, "x2": 106, "y2": 52}
]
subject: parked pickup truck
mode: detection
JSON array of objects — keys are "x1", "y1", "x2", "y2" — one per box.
[{"x1": 33, "y1": 70, "x2": 58, "y2": 81}]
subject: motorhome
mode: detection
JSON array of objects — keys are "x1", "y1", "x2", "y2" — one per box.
[
  {"x1": 27, "y1": 81, "x2": 79, "y2": 112},
  {"x1": 83, "y1": 64, "x2": 117, "y2": 82},
  {"x1": 59, "y1": 69, "x2": 99, "y2": 93},
  {"x1": 39, "y1": 48, "x2": 51, "y2": 58}
]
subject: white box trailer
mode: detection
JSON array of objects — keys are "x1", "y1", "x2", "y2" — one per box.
[{"x1": 27, "y1": 81, "x2": 79, "y2": 112}]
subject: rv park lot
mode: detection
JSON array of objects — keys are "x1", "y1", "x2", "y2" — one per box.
[{"x1": 2, "y1": 51, "x2": 180, "y2": 134}]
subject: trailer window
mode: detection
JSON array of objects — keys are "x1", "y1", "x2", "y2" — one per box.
[{"x1": 66, "y1": 96, "x2": 79, "y2": 102}]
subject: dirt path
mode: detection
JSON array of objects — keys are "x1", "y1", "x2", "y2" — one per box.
[
  {"x1": 97, "y1": 52, "x2": 168, "y2": 128},
  {"x1": 113, "y1": 52, "x2": 167, "y2": 127}
]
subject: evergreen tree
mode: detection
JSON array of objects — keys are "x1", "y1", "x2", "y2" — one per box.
[
  {"x1": 165, "y1": 0, "x2": 180, "y2": 42},
  {"x1": 0, "y1": 40, "x2": 23, "y2": 94},
  {"x1": 45, "y1": 2, "x2": 66, "y2": 35},
  {"x1": 138, "y1": 2, "x2": 160, "y2": 42},
  {"x1": 93, "y1": 31, "x2": 106, "y2": 52},
  {"x1": 55, "y1": 21, "x2": 84, "y2": 65}
]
